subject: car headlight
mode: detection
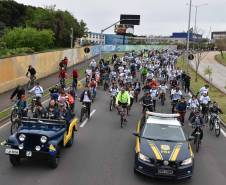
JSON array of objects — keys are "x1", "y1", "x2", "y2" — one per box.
[
  {"x1": 40, "y1": 136, "x2": 47, "y2": 144},
  {"x1": 19, "y1": 134, "x2": 26, "y2": 142},
  {"x1": 18, "y1": 143, "x2": 24, "y2": 150},
  {"x1": 35, "y1": 146, "x2": 41, "y2": 151},
  {"x1": 181, "y1": 157, "x2": 193, "y2": 166},
  {"x1": 138, "y1": 153, "x2": 150, "y2": 163}
]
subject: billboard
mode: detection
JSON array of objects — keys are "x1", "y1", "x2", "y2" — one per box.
[{"x1": 120, "y1": 14, "x2": 140, "y2": 25}]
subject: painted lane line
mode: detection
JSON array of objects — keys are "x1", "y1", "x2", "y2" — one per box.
[
  {"x1": 0, "y1": 121, "x2": 10, "y2": 130},
  {"x1": 80, "y1": 109, "x2": 96, "y2": 128},
  {"x1": 221, "y1": 129, "x2": 226, "y2": 138}
]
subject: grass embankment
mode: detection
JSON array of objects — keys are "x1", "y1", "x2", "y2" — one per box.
[
  {"x1": 215, "y1": 53, "x2": 226, "y2": 67},
  {"x1": 177, "y1": 57, "x2": 226, "y2": 124},
  {"x1": 0, "y1": 52, "x2": 123, "y2": 121}
]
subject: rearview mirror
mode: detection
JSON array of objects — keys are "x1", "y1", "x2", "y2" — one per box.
[
  {"x1": 188, "y1": 136, "x2": 195, "y2": 141},
  {"x1": 132, "y1": 132, "x2": 140, "y2": 137}
]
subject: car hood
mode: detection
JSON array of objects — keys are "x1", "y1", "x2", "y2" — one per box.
[
  {"x1": 140, "y1": 138, "x2": 192, "y2": 161},
  {"x1": 18, "y1": 123, "x2": 66, "y2": 138}
]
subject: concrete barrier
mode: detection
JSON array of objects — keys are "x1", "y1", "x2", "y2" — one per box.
[
  {"x1": 0, "y1": 44, "x2": 176, "y2": 94},
  {"x1": 0, "y1": 46, "x2": 99, "y2": 94}
]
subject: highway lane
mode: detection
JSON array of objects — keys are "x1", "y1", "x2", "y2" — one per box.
[{"x1": 0, "y1": 87, "x2": 226, "y2": 185}]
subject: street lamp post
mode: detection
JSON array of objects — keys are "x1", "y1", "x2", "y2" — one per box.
[
  {"x1": 70, "y1": 27, "x2": 74, "y2": 49},
  {"x1": 186, "y1": 0, "x2": 192, "y2": 73},
  {"x1": 193, "y1": 3, "x2": 208, "y2": 34}
]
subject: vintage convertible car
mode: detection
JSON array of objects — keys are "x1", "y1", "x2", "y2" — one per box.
[{"x1": 4, "y1": 117, "x2": 78, "y2": 169}]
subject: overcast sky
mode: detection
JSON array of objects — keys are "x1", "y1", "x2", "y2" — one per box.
[{"x1": 17, "y1": 0, "x2": 226, "y2": 37}]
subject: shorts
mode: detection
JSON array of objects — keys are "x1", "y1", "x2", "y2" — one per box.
[{"x1": 118, "y1": 102, "x2": 128, "y2": 108}]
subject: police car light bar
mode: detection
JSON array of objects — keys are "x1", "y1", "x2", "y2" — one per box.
[{"x1": 146, "y1": 112, "x2": 180, "y2": 118}]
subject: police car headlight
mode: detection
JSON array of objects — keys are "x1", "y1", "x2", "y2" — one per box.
[
  {"x1": 19, "y1": 134, "x2": 26, "y2": 142},
  {"x1": 18, "y1": 143, "x2": 24, "y2": 150},
  {"x1": 181, "y1": 157, "x2": 193, "y2": 166},
  {"x1": 138, "y1": 153, "x2": 150, "y2": 163},
  {"x1": 40, "y1": 136, "x2": 47, "y2": 144}
]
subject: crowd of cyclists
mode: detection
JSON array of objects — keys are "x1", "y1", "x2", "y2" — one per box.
[{"x1": 9, "y1": 50, "x2": 223, "y2": 140}]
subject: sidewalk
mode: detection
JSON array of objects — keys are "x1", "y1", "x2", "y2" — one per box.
[{"x1": 190, "y1": 51, "x2": 226, "y2": 94}]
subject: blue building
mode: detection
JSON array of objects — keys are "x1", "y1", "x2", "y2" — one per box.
[
  {"x1": 171, "y1": 32, "x2": 202, "y2": 42},
  {"x1": 104, "y1": 34, "x2": 128, "y2": 45}
]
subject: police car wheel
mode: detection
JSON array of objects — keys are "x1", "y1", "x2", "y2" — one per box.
[{"x1": 49, "y1": 155, "x2": 59, "y2": 169}]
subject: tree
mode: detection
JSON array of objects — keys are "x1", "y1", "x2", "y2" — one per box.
[
  {"x1": 215, "y1": 38, "x2": 226, "y2": 59},
  {"x1": 194, "y1": 51, "x2": 208, "y2": 82},
  {"x1": 204, "y1": 65, "x2": 213, "y2": 86}
]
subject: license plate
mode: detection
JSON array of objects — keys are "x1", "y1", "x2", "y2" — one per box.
[
  {"x1": 26, "y1": 151, "x2": 32, "y2": 157},
  {"x1": 5, "y1": 148, "x2": 19, "y2": 155},
  {"x1": 158, "y1": 169, "x2": 173, "y2": 175}
]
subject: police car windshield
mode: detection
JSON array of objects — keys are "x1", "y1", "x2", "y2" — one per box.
[{"x1": 142, "y1": 124, "x2": 186, "y2": 142}]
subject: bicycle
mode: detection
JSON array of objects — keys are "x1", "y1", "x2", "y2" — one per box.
[
  {"x1": 134, "y1": 89, "x2": 140, "y2": 103},
  {"x1": 80, "y1": 104, "x2": 89, "y2": 122},
  {"x1": 201, "y1": 104, "x2": 209, "y2": 123},
  {"x1": 60, "y1": 78, "x2": 66, "y2": 89},
  {"x1": 91, "y1": 87, "x2": 96, "y2": 102},
  {"x1": 109, "y1": 95, "x2": 116, "y2": 111},
  {"x1": 118, "y1": 104, "x2": 128, "y2": 128},
  {"x1": 191, "y1": 118, "x2": 204, "y2": 153},
  {"x1": 159, "y1": 92, "x2": 166, "y2": 106},
  {"x1": 209, "y1": 113, "x2": 221, "y2": 137},
  {"x1": 27, "y1": 75, "x2": 36, "y2": 90}
]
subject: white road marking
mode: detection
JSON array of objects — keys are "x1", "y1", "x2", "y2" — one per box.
[
  {"x1": 0, "y1": 121, "x2": 10, "y2": 130},
  {"x1": 221, "y1": 129, "x2": 226, "y2": 138},
  {"x1": 80, "y1": 109, "x2": 96, "y2": 128}
]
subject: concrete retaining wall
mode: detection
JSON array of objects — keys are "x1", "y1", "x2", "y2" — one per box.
[{"x1": 0, "y1": 45, "x2": 176, "y2": 93}]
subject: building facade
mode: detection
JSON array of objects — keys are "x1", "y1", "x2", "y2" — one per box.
[
  {"x1": 80, "y1": 32, "x2": 105, "y2": 46},
  {"x1": 211, "y1": 31, "x2": 226, "y2": 41}
]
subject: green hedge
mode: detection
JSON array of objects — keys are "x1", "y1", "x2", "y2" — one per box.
[{"x1": 2, "y1": 27, "x2": 54, "y2": 51}]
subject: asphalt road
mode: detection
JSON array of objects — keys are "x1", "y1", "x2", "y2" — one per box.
[{"x1": 0, "y1": 82, "x2": 226, "y2": 185}]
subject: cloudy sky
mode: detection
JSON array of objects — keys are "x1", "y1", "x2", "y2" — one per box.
[{"x1": 17, "y1": 0, "x2": 226, "y2": 37}]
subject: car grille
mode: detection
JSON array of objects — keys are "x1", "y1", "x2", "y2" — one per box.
[
  {"x1": 156, "y1": 160, "x2": 179, "y2": 168},
  {"x1": 23, "y1": 134, "x2": 41, "y2": 150}
]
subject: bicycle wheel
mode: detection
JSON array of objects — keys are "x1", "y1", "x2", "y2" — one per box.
[
  {"x1": 195, "y1": 135, "x2": 200, "y2": 152},
  {"x1": 27, "y1": 81, "x2": 31, "y2": 90},
  {"x1": 120, "y1": 115, "x2": 123, "y2": 128},
  {"x1": 209, "y1": 119, "x2": 214, "y2": 131},
  {"x1": 161, "y1": 95, "x2": 165, "y2": 106},
  {"x1": 214, "y1": 120, "x2": 221, "y2": 137},
  {"x1": 80, "y1": 108, "x2": 84, "y2": 122},
  {"x1": 109, "y1": 99, "x2": 113, "y2": 111},
  {"x1": 204, "y1": 113, "x2": 209, "y2": 123},
  {"x1": 10, "y1": 109, "x2": 19, "y2": 123},
  {"x1": 10, "y1": 119, "x2": 21, "y2": 134}
]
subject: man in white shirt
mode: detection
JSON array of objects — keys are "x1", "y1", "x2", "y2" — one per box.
[
  {"x1": 29, "y1": 82, "x2": 44, "y2": 106},
  {"x1": 199, "y1": 85, "x2": 209, "y2": 96}
]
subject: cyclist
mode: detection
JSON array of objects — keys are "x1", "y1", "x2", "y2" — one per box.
[
  {"x1": 10, "y1": 85, "x2": 25, "y2": 101},
  {"x1": 16, "y1": 94, "x2": 28, "y2": 117},
  {"x1": 175, "y1": 97, "x2": 187, "y2": 125},
  {"x1": 72, "y1": 68, "x2": 79, "y2": 96},
  {"x1": 28, "y1": 82, "x2": 44, "y2": 105},
  {"x1": 171, "y1": 86, "x2": 183, "y2": 113},
  {"x1": 90, "y1": 59, "x2": 97, "y2": 70},
  {"x1": 199, "y1": 93, "x2": 211, "y2": 118},
  {"x1": 59, "y1": 67, "x2": 67, "y2": 89},
  {"x1": 140, "y1": 66, "x2": 148, "y2": 83},
  {"x1": 188, "y1": 95, "x2": 200, "y2": 121},
  {"x1": 140, "y1": 91, "x2": 153, "y2": 113},
  {"x1": 199, "y1": 84, "x2": 209, "y2": 96},
  {"x1": 116, "y1": 87, "x2": 130, "y2": 120},
  {"x1": 209, "y1": 101, "x2": 223, "y2": 114},
  {"x1": 159, "y1": 81, "x2": 167, "y2": 100},
  {"x1": 26, "y1": 65, "x2": 36, "y2": 81},
  {"x1": 190, "y1": 110, "x2": 204, "y2": 142},
  {"x1": 109, "y1": 84, "x2": 119, "y2": 105},
  {"x1": 150, "y1": 86, "x2": 158, "y2": 111},
  {"x1": 89, "y1": 78, "x2": 98, "y2": 99},
  {"x1": 80, "y1": 86, "x2": 92, "y2": 119}
]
